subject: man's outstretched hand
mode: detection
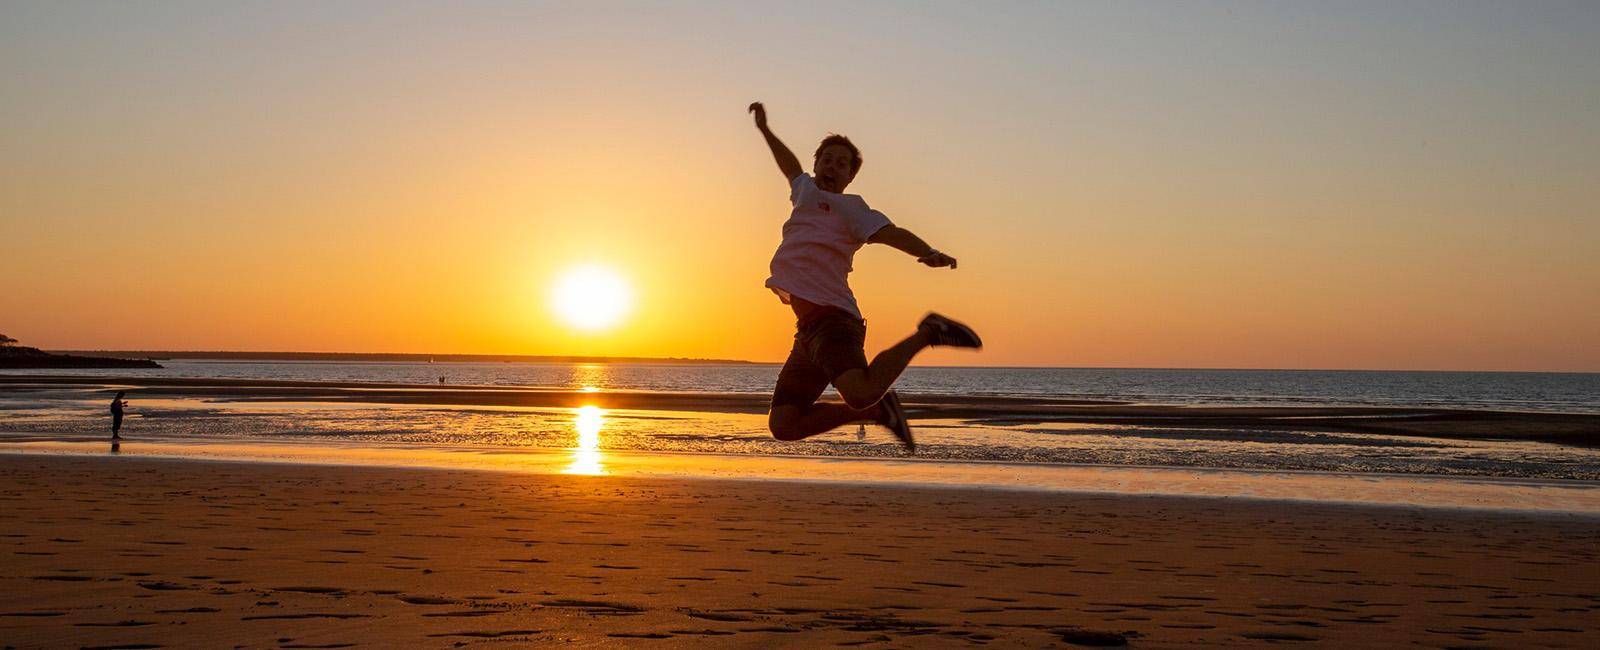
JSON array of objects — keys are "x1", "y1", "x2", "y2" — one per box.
[
  {"x1": 750, "y1": 101, "x2": 801, "y2": 180},
  {"x1": 919, "y1": 251, "x2": 958, "y2": 269},
  {"x1": 749, "y1": 102, "x2": 768, "y2": 130}
]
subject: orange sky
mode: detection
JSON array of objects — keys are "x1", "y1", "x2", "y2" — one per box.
[{"x1": 3, "y1": 3, "x2": 1597, "y2": 371}]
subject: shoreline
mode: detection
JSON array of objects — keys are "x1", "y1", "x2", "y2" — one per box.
[
  {"x1": 5, "y1": 374, "x2": 1598, "y2": 447},
  {"x1": 45, "y1": 350, "x2": 757, "y2": 365},
  {"x1": 31, "y1": 356, "x2": 1600, "y2": 374},
  {"x1": 4, "y1": 436, "x2": 1598, "y2": 515}
]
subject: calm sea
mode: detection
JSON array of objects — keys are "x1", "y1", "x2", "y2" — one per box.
[{"x1": 7, "y1": 361, "x2": 1597, "y2": 413}]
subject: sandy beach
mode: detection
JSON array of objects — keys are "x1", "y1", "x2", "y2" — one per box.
[{"x1": 2, "y1": 454, "x2": 1596, "y2": 648}]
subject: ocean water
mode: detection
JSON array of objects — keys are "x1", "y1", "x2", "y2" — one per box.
[
  {"x1": 4, "y1": 362, "x2": 1598, "y2": 480},
  {"x1": 7, "y1": 361, "x2": 1599, "y2": 413}
]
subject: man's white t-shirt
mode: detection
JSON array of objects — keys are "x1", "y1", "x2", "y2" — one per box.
[{"x1": 765, "y1": 173, "x2": 892, "y2": 319}]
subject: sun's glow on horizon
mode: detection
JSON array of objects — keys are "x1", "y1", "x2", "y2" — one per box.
[{"x1": 552, "y1": 265, "x2": 632, "y2": 332}]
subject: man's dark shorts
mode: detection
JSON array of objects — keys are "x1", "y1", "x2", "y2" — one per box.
[{"x1": 771, "y1": 302, "x2": 869, "y2": 411}]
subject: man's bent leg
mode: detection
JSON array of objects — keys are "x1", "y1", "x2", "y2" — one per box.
[
  {"x1": 769, "y1": 337, "x2": 837, "y2": 440},
  {"x1": 831, "y1": 330, "x2": 931, "y2": 410},
  {"x1": 768, "y1": 403, "x2": 879, "y2": 441},
  {"x1": 770, "y1": 309, "x2": 916, "y2": 440}
]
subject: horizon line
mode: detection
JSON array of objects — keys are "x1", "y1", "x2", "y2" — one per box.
[{"x1": 43, "y1": 349, "x2": 1600, "y2": 375}]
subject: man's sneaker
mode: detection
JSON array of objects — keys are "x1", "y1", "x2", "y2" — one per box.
[
  {"x1": 877, "y1": 390, "x2": 915, "y2": 453},
  {"x1": 919, "y1": 312, "x2": 983, "y2": 349}
]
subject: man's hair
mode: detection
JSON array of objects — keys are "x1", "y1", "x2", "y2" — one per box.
[{"x1": 814, "y1": 134, "x2": 863, "y2": 173}]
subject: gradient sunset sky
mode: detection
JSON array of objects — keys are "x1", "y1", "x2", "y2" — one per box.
[{"x1": 4, "y1": 1, "x2": 1596, "y2": 371}]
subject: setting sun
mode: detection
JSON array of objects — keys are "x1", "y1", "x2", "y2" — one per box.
[{"x1": 551, "y1": 265, "x2": 633, "y2": 331}]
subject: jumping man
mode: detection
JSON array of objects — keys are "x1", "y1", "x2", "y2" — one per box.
[{"x1": 751, "y1": 101, "x2": 982, "y2": 453}]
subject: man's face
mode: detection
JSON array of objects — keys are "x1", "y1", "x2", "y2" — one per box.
[{"x1": 813, "y1": 144, "x2": 857, "y2": 193}]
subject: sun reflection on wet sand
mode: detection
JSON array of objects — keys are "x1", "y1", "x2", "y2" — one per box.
[{"x1": 564, "y1": 405, "x2": 605, "y2": 475}]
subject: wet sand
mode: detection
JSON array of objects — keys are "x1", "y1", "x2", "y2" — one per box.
[
  {"x1": 6, "y1": 374, "x2": 1599, "y2": 446},
  {"x1": 2, "y1": 454, "x2": 1596, "y2": 648},
  {"x1": 5, "y1": 437, "x2": 1600, "y2": 513}
]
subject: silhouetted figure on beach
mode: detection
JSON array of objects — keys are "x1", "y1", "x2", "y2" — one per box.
[
  {"x1": 110, "y1": 391, "x2": 127, "y2": 440},
  {"x1": 750, "y1": 102, "x2": 983, "y2": 453}
]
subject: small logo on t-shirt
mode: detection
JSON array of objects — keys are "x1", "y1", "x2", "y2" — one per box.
[{"x1": 818, "y1": 202, "x2": 831, "y2": 212}]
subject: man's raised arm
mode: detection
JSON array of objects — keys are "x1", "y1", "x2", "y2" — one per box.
[{"x1": 749, "y1": 102, "x2": 803, "y2": 183}]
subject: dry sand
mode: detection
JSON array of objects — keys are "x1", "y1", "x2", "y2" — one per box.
[{"x1": 1, "y1": 454, "x2": 1596, "y2": 648}]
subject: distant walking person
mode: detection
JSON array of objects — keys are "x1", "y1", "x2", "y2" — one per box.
[
  {"x1": 749, "y1": 102, "x2": 983, "y2": 453},
  {"x1": 110, "y1": 391, "x2": 127, "y2": 440}
]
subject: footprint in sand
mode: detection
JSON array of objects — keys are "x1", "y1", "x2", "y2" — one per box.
[
  {"x1": 272, "y1": 586, "x2": 345, "y2": 595},
  {"x1": 74, "y1": 620, "x2": 156, "y2": 627},
  {"x1": 681, "y1": 610, "x2": 753, "y2": 622},
  {"x1": 425, "y1": 630, "x2": 543, "y2": 638},
  {"x1": 1054, "y1": 627, "x2": 1130, "y2": 645},
  {"x1": 539, "y1": 599, "x2": 644, "y2": 615},
  {"x1": 1241, "y1": 631, "x2": 1320, "y2": 642},
  {"x1": 396, "y1": 595, "x2": 457, "y2": 605},
  {"x1": 666, "y1": 629, "x2": 736, "y2": 636}
]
